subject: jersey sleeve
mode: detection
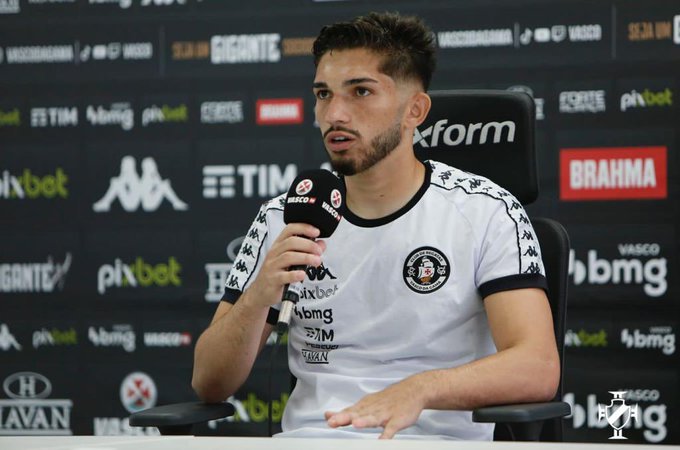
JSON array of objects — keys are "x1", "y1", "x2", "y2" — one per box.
[
  {"x1": 475, "y1": 194, "x2": 548, "y2": 299},
  {"x1": 221, "y1": 200, "x2": 281, "y2": 325}
]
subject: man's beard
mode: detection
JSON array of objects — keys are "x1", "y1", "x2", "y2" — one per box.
[{"x1": 329, "y1": 120, "x2": 403, "y2": 176}]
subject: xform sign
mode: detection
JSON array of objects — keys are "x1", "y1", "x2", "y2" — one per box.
[{"x1": 414, "y1": 119, "x2": 515, "y2": 148}]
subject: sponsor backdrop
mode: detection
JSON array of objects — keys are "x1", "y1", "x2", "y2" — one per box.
[{"x1": 0, "y1": 0, "x2": 678, "y2": 444}]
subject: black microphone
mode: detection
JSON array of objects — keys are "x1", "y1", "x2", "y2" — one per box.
[{"x1": 276, "y1": 169, "x2": 345, "y2": 334}]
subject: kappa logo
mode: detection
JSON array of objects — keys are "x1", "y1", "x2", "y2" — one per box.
[
  {"x1": 0, "y1": 323, "x2": 21, "y2": 351},
  {"x1": 93, "y1": 156, "x2": 187, "y2": 212},
  {"x1": 403, "y1": 246, "x2": 450, "y2": 294},
  {"x1": 414, "y1": 119, "x2": 515, "y2": 148},
  {"x1": 305, "y1": 264, "x2": 336, "y2": 281}
]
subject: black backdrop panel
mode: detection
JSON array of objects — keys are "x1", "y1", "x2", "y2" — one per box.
[{"x1": 0, "y1": 0, "x2": 679, "y2": 444}]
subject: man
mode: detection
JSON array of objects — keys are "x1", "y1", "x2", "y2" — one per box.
[{"x1": 192, "y1": 12, "x2": 559, "y2": 440}]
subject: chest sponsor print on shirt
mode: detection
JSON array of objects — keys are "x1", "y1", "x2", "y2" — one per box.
[{"x1": 403, "y1": 246, "x2": 451, "y2": 294}]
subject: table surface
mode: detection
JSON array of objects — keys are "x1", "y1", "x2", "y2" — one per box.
[{"x1": 0, "y1": 436, "x2": 678, "y2": 450}]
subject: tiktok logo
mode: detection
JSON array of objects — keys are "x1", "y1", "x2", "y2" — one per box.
[{"x1": 93, "y1": 156, "x2": 187, "y2": 212}]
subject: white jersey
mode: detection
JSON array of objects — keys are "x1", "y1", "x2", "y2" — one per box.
[{"x1": 223, "y1": 160, "x2": 547, "y2": 440}]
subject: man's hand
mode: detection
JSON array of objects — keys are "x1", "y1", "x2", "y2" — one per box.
[
  {"x1": 246, "y1": 223, "x2": 325, "y2": 308},
  {"x1": 324, "y1": 376, "x2": 427, "y2": 439}
]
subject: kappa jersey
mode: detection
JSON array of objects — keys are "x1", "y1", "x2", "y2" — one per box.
[{"x1": 222, "y1": 160, "x2": 547, "y2": 440}]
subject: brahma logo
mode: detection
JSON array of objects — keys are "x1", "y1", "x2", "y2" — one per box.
[
  {"x1": 560, "y1": 147, "x2": 667, "y2": 200},
  {"x1": 256, "y1": 99, "x2": 303, "y2": 125}
]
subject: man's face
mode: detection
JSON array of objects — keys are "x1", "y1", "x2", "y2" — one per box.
[{"x1": 313, "y1": 48, "x2": 408, "y2": 176}]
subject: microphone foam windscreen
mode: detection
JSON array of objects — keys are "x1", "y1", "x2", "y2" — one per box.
[{"x1": 283, "y1": 169, "x2": 345, "y2": 238}]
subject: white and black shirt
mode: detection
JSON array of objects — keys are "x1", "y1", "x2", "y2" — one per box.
[{"x1": 222, "y1": 160, "x2": 547, "y2": 440}]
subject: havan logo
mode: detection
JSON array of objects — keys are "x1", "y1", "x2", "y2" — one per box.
[{"x1": 0, "y1": 372, "x2": 73, "y2": 435}]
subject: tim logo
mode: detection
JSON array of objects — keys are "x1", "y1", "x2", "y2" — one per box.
[
  {"x1": 306, "y1": 264, "x2": 336, "y2": 281},
  {"x1": 598, "y1": 391, "x2": 639, "y2": 439},
  {"x1": 93, "y1": 156, "x2": 187, "y2": 212}
]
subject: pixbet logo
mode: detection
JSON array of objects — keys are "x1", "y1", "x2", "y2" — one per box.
[
  {"x1": 413, "y1": 119, "x2": 515, "y2": 148},
  {"x1": 97, "y1": 257, "x2": 182, "y2": 294},
  {"x1": 565, "y1": 328, "x2": 607, "y2": 348},
  {"x1": 208, "y1": 393, "x2": 288, "y2": 427},
  {"x1": 0, "y1": 168, "x2": 68, "y2": 200},
  {"x1": 569, "y1": 244, "x2": 667, "y2": 297},
  {"x1": 620, "y1": 89, "x2": 672, "y2": 112},
  {"x1": 32, "y1": 328, "x2": 77, "y2": 349},
  {"x1": 141, "y1": 104, "x2": 188, "y2": 127}
]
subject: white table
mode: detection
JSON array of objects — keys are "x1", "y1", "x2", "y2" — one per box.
[{"x1": 0, "y1": 436, "x2": 677, "y2": 450}]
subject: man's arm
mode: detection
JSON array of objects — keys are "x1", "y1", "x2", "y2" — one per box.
[
  {"x1": 325, "y1": 287, "x2": 560, "y2": 439},
  {"x1": 192, "y1": 223, "x2": 326, "y2": 403}
]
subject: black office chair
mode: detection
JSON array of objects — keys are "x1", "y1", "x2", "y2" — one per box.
[{"x1": 130, "y1": 90, "x2": 570, "y2": 441}]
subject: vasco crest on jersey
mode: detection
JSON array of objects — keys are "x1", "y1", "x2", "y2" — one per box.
[{"x1": 402, "y1": 246, "x2": 450, "y2": 294}]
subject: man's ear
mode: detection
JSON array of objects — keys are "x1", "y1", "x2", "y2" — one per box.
[{"x1": 404, "y1": 92, "x2": 431, "y2": 128}]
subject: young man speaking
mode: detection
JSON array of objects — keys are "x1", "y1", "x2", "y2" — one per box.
[{"x1": 191, "y1": 12, "x2": 559, "y2": 440}]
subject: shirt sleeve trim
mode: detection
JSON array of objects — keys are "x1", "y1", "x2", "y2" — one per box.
[{"x1": 479, "y1": 273, "x2": 548, "y2": 299}]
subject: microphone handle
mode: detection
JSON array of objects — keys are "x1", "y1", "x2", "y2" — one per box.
[{"x1": 276, "y1": 265, "x2": 306, "y2": 334}]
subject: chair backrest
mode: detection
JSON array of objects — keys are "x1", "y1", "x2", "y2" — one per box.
[
  {"x1": 417, "y1": 90, "x2": 568, "y2": 441},
  {"x1": 531, "y1": 218, "x2": 570, "y2": 441},
  {"x1": 415, "y1": 89, "x2": 538, "y2": 205}
]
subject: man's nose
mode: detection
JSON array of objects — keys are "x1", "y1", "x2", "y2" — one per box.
[{"x1": 323, "y1": 96, "x2": 350, "y2": 124}]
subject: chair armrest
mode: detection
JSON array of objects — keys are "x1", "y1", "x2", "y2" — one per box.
[
  {"x1": 129, "y1": 401, "x2": 235, "y2": 435},
  {"x1": 472, "y1": 401, "x2": 571, "y2": 423}
]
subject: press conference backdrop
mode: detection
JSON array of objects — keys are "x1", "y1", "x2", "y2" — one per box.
[{"x1": 0, "y1": 0, "x2": 677, "y2": 444}]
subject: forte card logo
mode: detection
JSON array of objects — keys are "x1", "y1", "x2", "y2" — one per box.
[
  {"x1": 598, "y1": 391, "x2": 639, "y2": 439},
  {"x1": 93, "y1": 156, "x2": 187, "y2": 212},
  {"x1": 402, "y1": 246, "x2": 450, "y2": 294}
]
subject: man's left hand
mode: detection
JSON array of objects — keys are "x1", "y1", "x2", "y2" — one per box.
[{"x1": 324, "y1": 376, "x2": 426, "y2": 439}]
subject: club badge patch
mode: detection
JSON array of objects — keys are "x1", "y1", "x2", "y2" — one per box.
[{"x1": 403, "y1": 246, "x2": 450, "y2": 294}]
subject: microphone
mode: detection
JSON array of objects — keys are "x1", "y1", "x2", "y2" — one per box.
[{"x1": 276, "y1": 169, "x2": 345, "y2": 334}]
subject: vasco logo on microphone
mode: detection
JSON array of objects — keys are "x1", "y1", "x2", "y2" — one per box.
[
  {"x1": 403, "y1": 246, "x2": 450, "y2": 294},
  {"x1": 295, "y1": 179, "x2": 313, "y2": 195}
]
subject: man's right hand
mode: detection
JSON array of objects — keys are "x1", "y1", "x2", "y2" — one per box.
[{"x1": 245, "y1": 222, "x2": 326, "y2": 308}]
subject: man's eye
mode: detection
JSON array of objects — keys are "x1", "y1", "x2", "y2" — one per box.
[
  {"x1": 356, "y1": 87, "x2": 371, "y2": 97},
  {"x1": 316, "y1": 90, "x2": 330, "y2": 99}
]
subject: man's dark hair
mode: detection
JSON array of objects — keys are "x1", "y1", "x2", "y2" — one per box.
[{"x1": 313, "y1": 12, "x2": 437, "y2": 91}]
